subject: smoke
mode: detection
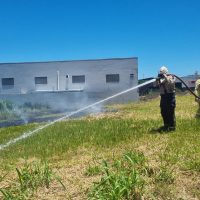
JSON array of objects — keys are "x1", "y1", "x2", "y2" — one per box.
[
  {"x1": 0, "y1": 91, "x2": 97, "y2": 127},
  {"x1": 0, "y1": 78, "x2": 156, "y2": 151},
  {"x1": 13, "y1": 106, "x2": 29, "y2": 124},
  {"x1": 0, "y1": 101, "x2": 29, "y2": 126},
  {"x1": 0, "y1": 79, "x2": 156, "y2": 128}
]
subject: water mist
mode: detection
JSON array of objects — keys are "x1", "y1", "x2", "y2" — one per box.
[{"x1": 0, "y1": 79, "x2": 156, "y2": 151}]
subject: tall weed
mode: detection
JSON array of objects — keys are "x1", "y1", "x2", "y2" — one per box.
[
  {"x1": 88, "y1": 152, "x2": 146, "y2": 200},
  {"x1": 0, "y1": 161, "x2": 65, "y2": 200}
]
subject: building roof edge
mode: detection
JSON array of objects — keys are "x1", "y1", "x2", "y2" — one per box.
[{"x1": 0, "y1": 57, "x2": 138, "y2": 65}]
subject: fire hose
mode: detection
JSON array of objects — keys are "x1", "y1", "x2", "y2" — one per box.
[{"x1": 157, "y1": 74, "x2": 200, "y2": 100}]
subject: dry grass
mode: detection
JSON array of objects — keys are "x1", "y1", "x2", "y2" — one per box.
[{"x1": 1, "y1": 94, "x2": 200, "y2": 199}]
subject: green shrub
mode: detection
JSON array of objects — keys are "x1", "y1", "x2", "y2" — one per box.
[
  {"x1": 0, "y1": 100, "x2": 13, "y2": 111},
  {"x1": 0, "y1": 161, "x2": 65, "y2": 200},
  {"x1": 88, "y1": 152, "x2": 146, "y2": 200},
  {"x1": 0, "y1": 100, "x2": 17, "y2": 121},
  {"x1": 19, "y1": 102, "x2": 50, "y2": 111}
]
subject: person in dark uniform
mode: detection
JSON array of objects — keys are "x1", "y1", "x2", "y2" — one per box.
[{"x1": 157, "y1": 66, "x2": 176, "y2": 132}]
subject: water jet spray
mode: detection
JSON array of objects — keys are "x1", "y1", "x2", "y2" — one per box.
[{"x1": 0, "y1": 79, "x2": 155, "y2": 150}]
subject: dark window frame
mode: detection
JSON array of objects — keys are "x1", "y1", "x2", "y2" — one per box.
[
  {"x1": 35, "y1": 77, "x2": 48, "y2": 85},
  {"x1": 106, "y1": 74, "x2": 120, "y2": 83},
  {"x1": 72, "y1": 75, "x2": 85, "y2": 83},
  {"x1": 1, "y1": 78, "x2": 14, "y2": 89},
  {"x1": 130, "y1": 74, "x2": 134, "y2": 80}
]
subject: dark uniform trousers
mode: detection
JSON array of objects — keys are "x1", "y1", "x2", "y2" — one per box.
[{"x1": 160, "y1": 93, "x2": 176, "y2": 128}]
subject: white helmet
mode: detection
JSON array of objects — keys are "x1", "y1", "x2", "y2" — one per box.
[{"x1": 159, "y1": 66, "x2": 168, "y2": 74}]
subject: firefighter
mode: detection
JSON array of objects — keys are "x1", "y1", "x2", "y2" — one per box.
[
  {"x1": 156, "y1": 66, "x2": 176, "y2": 132},
  {"x1": 195, "y1": 78, "x2": 200, "y2": 117}
]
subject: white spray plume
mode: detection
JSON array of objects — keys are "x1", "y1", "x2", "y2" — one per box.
[{"x1": 0, "y1": 79, "x2": 156, "y2": 151}]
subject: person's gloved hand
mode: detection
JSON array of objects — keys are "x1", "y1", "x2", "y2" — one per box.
[
  {"x1": 158, "y1": 73, "x2": 164, "y2": 78},
  {"x1": 156, "y1": 73, "x2": 164, "y2": 82},
  {"x1": 162, "y1": 73, "x2": 168, "y2": 79}
]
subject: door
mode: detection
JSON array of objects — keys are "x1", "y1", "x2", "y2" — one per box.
[{"x1": 66, "y1": 75, "x2": 69, "y2": 90}]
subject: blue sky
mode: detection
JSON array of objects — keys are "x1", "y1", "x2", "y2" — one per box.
[{"x1": 0, "y1": 0, "x2": 200, "y2": 78}]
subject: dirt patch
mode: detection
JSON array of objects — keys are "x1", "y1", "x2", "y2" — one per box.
[{"x1": 34, "y1": 151, "x2": 102, "y2": 200}]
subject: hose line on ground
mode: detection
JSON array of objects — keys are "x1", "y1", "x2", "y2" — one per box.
[{"x1": 170, "y1": 74, "x2": 200, "y2": 100}]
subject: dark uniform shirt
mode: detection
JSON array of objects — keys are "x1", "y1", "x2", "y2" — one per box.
[{"x1": 158, "y1": 74, "x2": 176, "y2": 128}]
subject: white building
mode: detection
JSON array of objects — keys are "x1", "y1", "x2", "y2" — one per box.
[{"x1": 0, "y1": 57, "x2": 138, "y2": 110}]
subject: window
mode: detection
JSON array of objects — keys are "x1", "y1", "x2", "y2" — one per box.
[
  {"x1": 35, "y1": 77, "x2": 47, "y2": 84},
  {"x1": 72, "y1": 75, "x2": 85, "y2": 83},
  {"x1": 130, "y1": 74, "x2": 134, "y2": 80},
  {"x1": 106, "y1": 74, "x2": 120, "y2": 83},
  {"x1": 2, "y1": 78, "x2": 14, "y2": 89}
]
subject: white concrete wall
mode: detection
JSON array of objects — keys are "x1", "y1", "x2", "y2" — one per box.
[
  {"x1": 0, "y1": 58, "x2": 138, "y2": 108},
  {"x1": 0, "y1": 58, "x2": 137, "y2": 93}
]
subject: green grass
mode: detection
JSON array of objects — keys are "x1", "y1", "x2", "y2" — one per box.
[
  {"x1": 0, "y1": 118, "x2": 161, "y2": 162},
  {"x1": 88, "y1": 152, "x2": 146, "y2": 200},
  {"x1": 0, "y1": 124, "x2": 39, "y2": 145},
  {"x1": 85, "y1": 165, "x2": 101, "y2": 177},
  {"x1": 0, "y1": 161, "x2": 65, "y2": 200},
  {"x1": 1, "y1": 95, "x2": 200, "y2": 168},
  {"x1": 0, "y1": 94, "x2": 200, "y2": 199}
]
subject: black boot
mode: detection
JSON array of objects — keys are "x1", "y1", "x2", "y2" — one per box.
[
  {"x1": 167, "y1": 126, "x2": 176, "y2": 132},
  {"x1": 157, "y1": 125, "x2": 169, "y2": 133}
]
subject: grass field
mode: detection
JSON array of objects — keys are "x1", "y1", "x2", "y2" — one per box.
[{"x1": 0, "y1": 94, "x2": 200, "y2": 199}]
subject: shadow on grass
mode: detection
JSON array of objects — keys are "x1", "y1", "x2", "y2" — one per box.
[
  {"x1": 149, "y1": 127, "x2": 176, "y2": 134},
  {"x1": 195, "y1": 108, "x2": 200, "y2": 119}
]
